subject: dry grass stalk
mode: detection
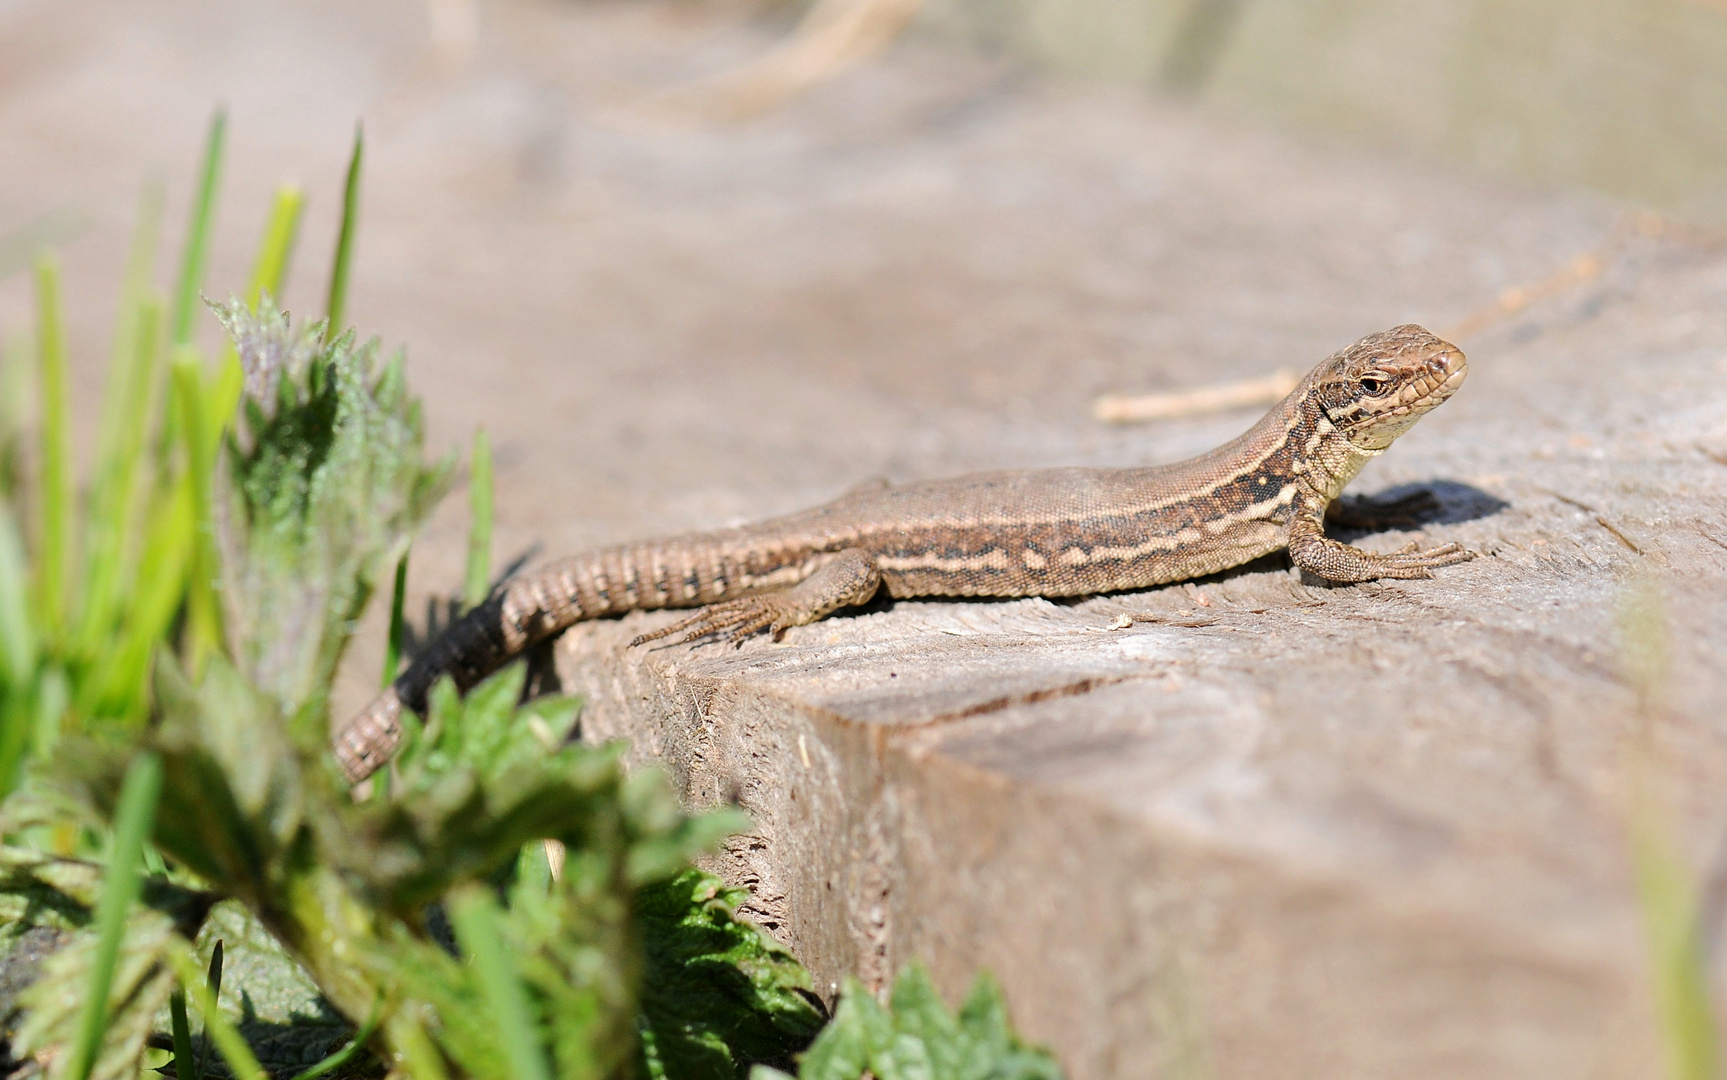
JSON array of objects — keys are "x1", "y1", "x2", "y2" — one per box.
[{"x1": 1093, "y1": 368, "x2": 1299, "y2": 424}]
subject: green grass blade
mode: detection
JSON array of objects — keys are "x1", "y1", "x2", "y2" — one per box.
[
  {"x1": 247, "y1": 184, "x2": 304, "y2": 308},
  {"x1": 172, "y1": 352, "x2": 224, "y2": 674},
  {"x1": 1631, "y1": 807, "x2": 1718, "y2": 1080},
  {"x1": 32, "y1": 663, "x2": 66, "y2": 759},
  {"x1": 195, "y1": 940, "x2": 225, "y2": 1080},
  {"x1": 287, "y1": 1001, "x2": 383, "y2": 1080},
  {"x1": 172, "y1": 111, "x2": 226, "y2": 347},
  {"x1": 95, "y1": 182, "x2": 164, "y2": 470},
  {"x1": 64, "y1": 751, "x2": 163, "y2": 1080},
  {"x1": 0, "y1": 507, "x2": 34, "y2": 798},
  {"x1": 79, "y1": 480, "x2": 192, "y2": 723},
  {"x1": 464, "y1": 428, "x2": 493, "y2": 610},
  {"x1": 448, "y1": 884, "x2": 551, "y2": 1080},
  {"x1": 325, "y1": 126, "x2": 363, "y2": 340},
  {"x1": 0, "y1": 330, "x2": 31, "y2": 503},
  {"x1": 169, "y1": 990, "x2": 196, "y2": 1080},
  {"x1": 382, "y1": 553, "x2": 408, "y2": 689},
  {"x1": 31, "y1": 252, "x2": 74, "y2": 646},
  {"x1": 168, "y1": 941, "x2": 267, "y2": 1080},
  {"x1": 1617, "y1": 580, "x2": 1718, "y2": 1080},
  {"x1": 207, "y1": 350, "x2": 245, "y2": 460},
  {"x1": 77, "y1": 295, "x2": 166, "y2": 656},
  {"x1": 0, "y1": 504, "x2": 34, "y2": 689},
  {"x1": 0, "y1": 692, "x2": 30, "y2": 804}
]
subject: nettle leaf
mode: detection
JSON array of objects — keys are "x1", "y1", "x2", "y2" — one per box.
[
  {"x1": 176, "y1": 901, "x2": 366, "y2": 1080},
  {"x1": 57, "y1": 656, "x2": 304, "y2": 909},
  {"x1": 214, "y1": 297, "x2": 451, "y2": 726},
  {"x1": 14, "y1": 908, "x2": 176, "y2": 1080},
  {"x1": 785, "y1": 967, "x2": 1063, "y2": 1080},
  {"x1": 332, "y1": 665, "x2": 742, "y2": 917},
  {"x1": 373, "y1": 863, "x2": 639, "y2": 1080},
  {"x1": 618, "y1": 775, "x2": 749, "y2": 890},
  {"x1": 0, "y1": 846, "x2": 102, "y2": 920},
  {"x1": 637, "y1": 868, "x2": 823, "y2": 1080},
  {"x1": 393, "y1": 665, "x2": 582, "y2": 792}
]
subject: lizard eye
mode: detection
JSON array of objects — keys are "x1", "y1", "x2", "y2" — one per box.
[{"x1": 1358, "y1": 373, "x2": 1391, "y2": 396}]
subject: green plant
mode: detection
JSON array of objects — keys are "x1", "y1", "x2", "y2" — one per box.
[
  {"x1": 464, "y1": 427, "x2": 494, "y2": 611},
  {"x1": 214, "y1": 295, "x2": 448, "y2": 725},
  {"x1": 1618, "y1": 578, "x2": 1717, "y2": 1080},
  {"x1": 0, "y1": 116, "x2": 1054, "y2": 1080},
  {"x1": 636, "y1": 868, "x2": 825, "y2": 1079},
  {"x1": 0, "y1": 110, "x2": 237, "y2": 794},
  {"x1": 754, "y1": 966, "x2": 1061, "y2": 1080}
]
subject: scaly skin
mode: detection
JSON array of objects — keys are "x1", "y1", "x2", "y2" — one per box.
[{"x1": 334, "y1": 325, "x2": 1471, "y2": 781}]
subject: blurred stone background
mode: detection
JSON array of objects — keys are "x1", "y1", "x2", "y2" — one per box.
[
  {"x1": 3, "y1": 2, "x2": 1727, "y2": 1078},
  {"x1": 924, "y1": 0, "x2": 1727, "y2": 219}
]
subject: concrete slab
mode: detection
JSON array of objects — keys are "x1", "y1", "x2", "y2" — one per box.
[{"x1": 4, "y1": 1, "x2": 1727, "y2": 1076}]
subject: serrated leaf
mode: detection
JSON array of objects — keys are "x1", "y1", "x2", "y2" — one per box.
[
  {"x1": 797, "y1": 979, "x2": 876, "y2": 1080},
  {"x1": 888, "y1": 965, "x2": 958, "y2": 1077},
  {"x1": 56, "y1": 657, "x2": 301, "y2": 910},
  {"x1": 214, "y1": 297, "x2": 450, "y2": 728},
  {"x1": 14, "y1": 909, "x2": 176, "y2": 1080},
  {"x1": 789, "y1": 968, "x2": 1063, "y2": 1080},
  {"x1": 636, "y1": 868, "x2": 823, "y2": 1079}
]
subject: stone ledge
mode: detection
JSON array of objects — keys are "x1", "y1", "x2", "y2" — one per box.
[{"x1": 558, "y1": 383, "x2": 1727, "y2": 1077}]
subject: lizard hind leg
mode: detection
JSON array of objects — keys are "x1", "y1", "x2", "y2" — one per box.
[{"x1": 631, "y1": 548, "x2": 883, "y2": 647}]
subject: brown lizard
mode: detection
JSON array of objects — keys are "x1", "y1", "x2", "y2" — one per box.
[{"x1": 334, "y1": 324, "x2": 1473, "y2": 781}]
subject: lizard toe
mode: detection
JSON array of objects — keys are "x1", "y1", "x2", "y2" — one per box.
[{"x1": 1376, "y1": 542, "x2": 1474, "y2": 577}]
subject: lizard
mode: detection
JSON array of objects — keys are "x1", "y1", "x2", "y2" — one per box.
[{"x1": 333, "y1": 323, "x2": 1473, "y2": 782}]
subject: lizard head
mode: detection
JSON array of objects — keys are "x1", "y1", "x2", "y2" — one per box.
[{"x1": 1311, "y1": 325, "x2": 1467, "y2": 451}]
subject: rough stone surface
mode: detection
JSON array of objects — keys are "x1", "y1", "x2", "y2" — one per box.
[{"x1": 4, "y1": 2, "x2": 1727, "y2": 1078}]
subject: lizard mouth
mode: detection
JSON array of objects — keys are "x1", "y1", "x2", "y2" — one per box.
[
  {"x1": 1404, "y1": 346, "x2": 1467, "y2": 409},
  {"x1": 1377, "y1": 345, "x2": 1467, "y2": 415}
]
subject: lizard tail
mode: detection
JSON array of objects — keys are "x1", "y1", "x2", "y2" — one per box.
[
  {"x1": 331, "y1": 539, "x2": 749, "y2": 782},
  {"x1": 335, "y1": 686, "x2": 404, "y2": 782}
]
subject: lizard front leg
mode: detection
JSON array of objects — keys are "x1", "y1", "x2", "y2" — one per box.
[
  {"x1": 632, "y1": 548, "x2": 883, "y2": 645},
  {"x1": 1287, "y1": 490, "x2": 1473, "y2": 582}
]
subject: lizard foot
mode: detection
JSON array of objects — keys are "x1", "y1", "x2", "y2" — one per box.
[
  {"x1": 631, "y1": 595, "x2": 796, "y2": 646},
  {"x1": 1288, "y1": 521, "x2": 1477, "y2": 582},
  {"x1": 630, "y1": 548, "x2": 884, "y2": 648}
]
